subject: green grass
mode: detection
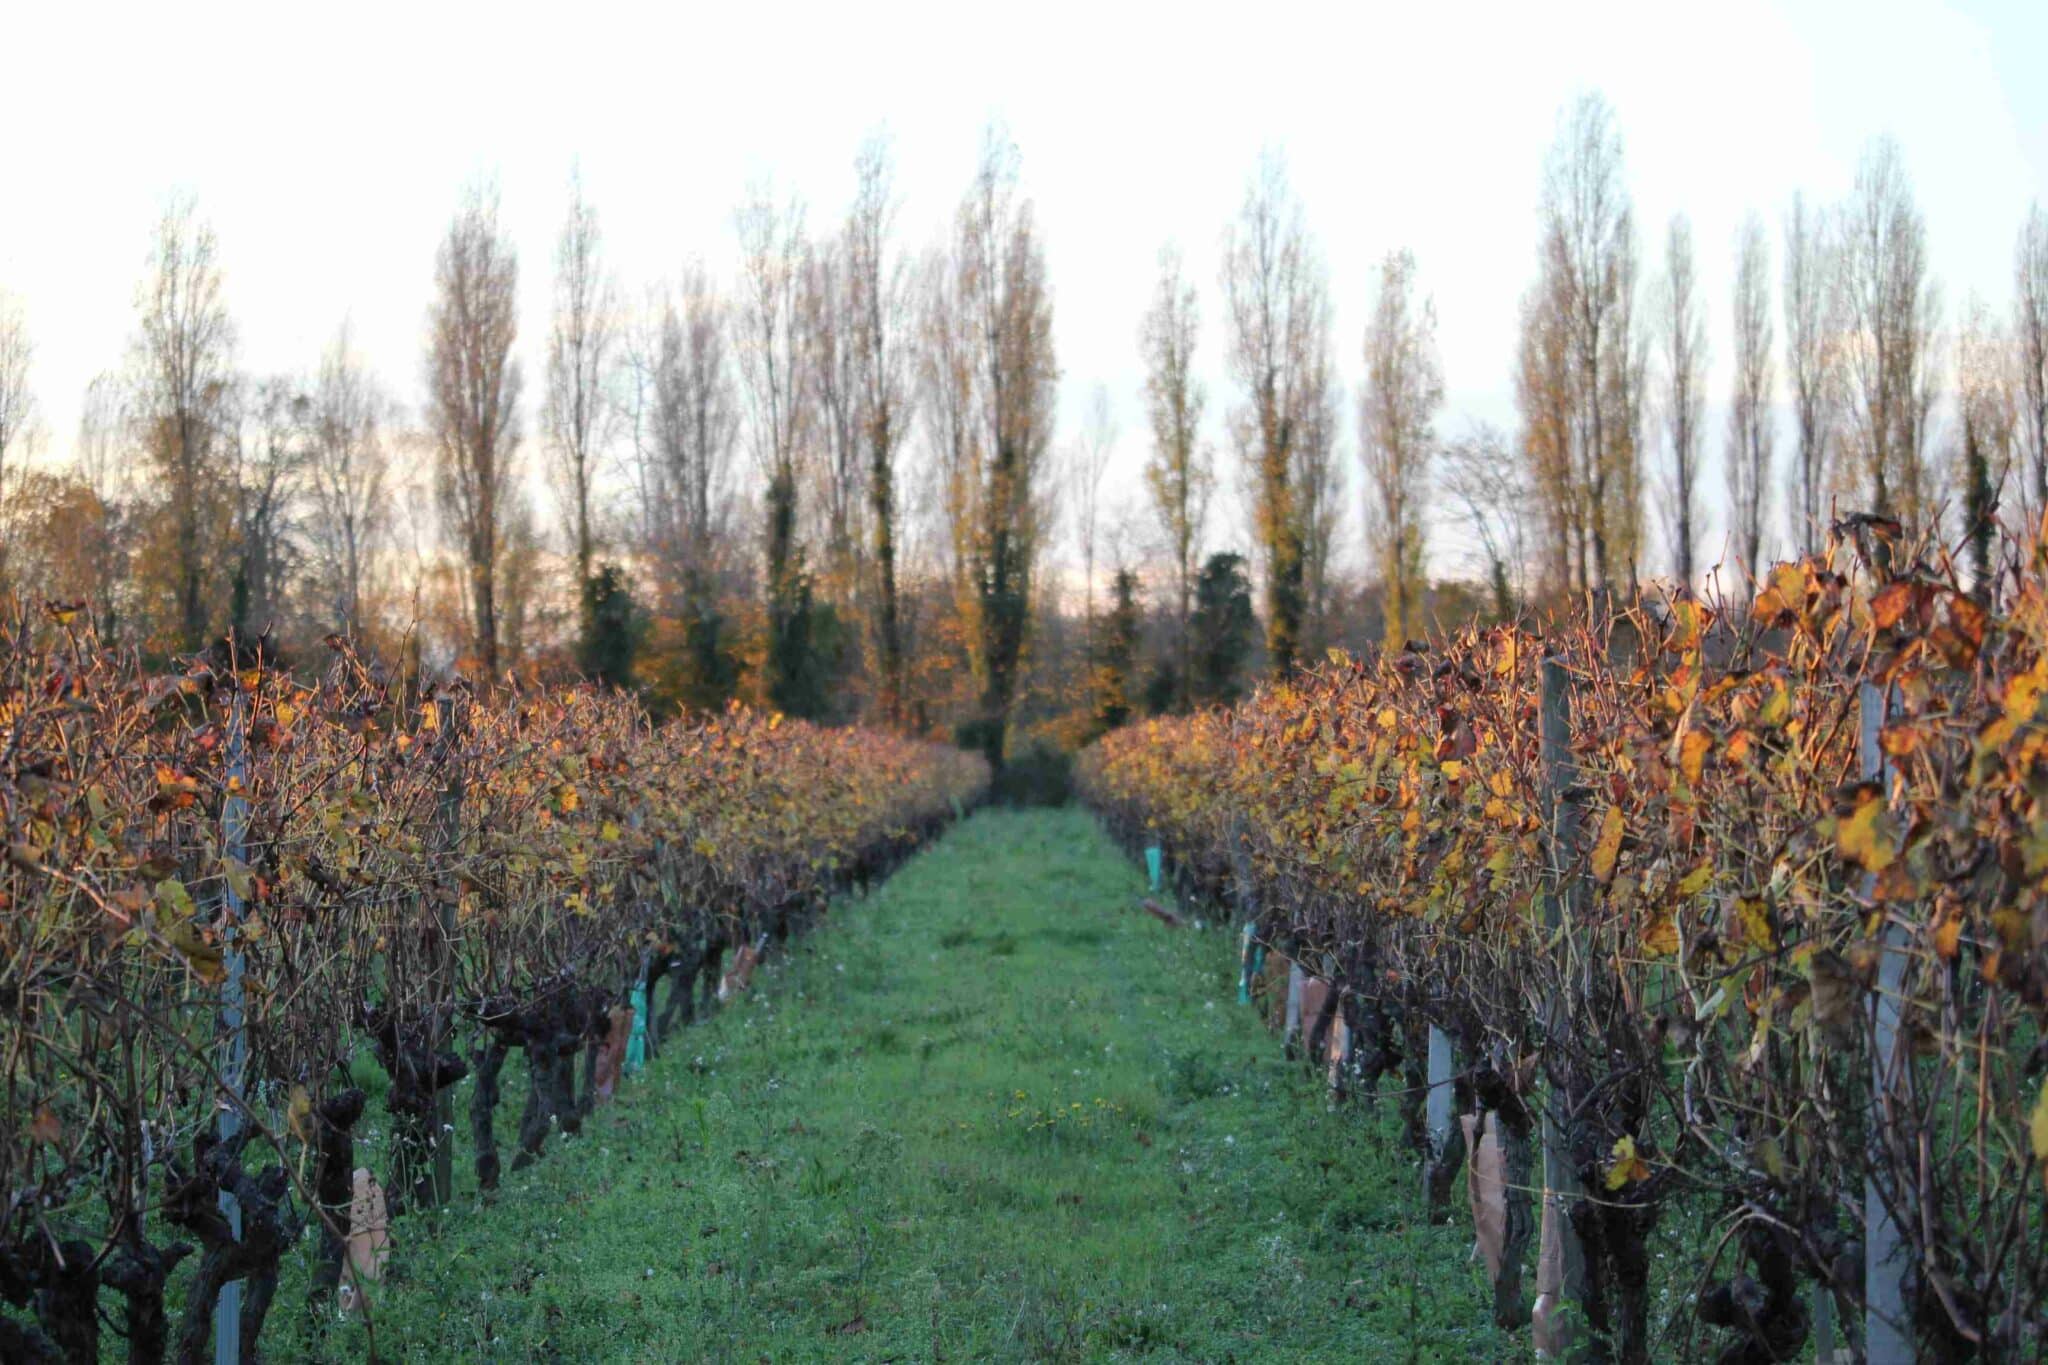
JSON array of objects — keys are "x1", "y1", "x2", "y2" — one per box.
[{"x1": 283, "y1": 808, "x2": 1517, "y2": 1362}]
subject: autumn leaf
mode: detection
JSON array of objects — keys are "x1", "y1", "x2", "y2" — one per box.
[
  {"x1": 1733, "y1": 898, "x2": 1774, "y2": 953},
  {"x1": 1752, "y1": 563, "x2": 1808, "y2": 623},
  {"x1": 287, "y1": 1084, "x2": 314, "y2": 1142},
  {"x1": 2031, "y1": 1083, "x2": 2048, "y2": 1187},
  {"x1": 1931, "y1": 916, "x2": 1962, "y2": 962},
  {"x1": 1834, "y1": 783, "x2": 1895, "y2": 872},
  {"x1": 29, "y1": 1106, "x2": 62, "y2": 1146},
  {"x1": 1604, "y1": 1134, "x2": 1652, "y2": 1190},
  {"x1": 161, "y1": 916, "x2": 226, "y2": 983},
  {"x1": 1679, "y1": 729, "x2": 1711, "y2": 786},
  {"x1": 1592, "y1": 805, "x2": 1625, "y2": 884},
  {"x1": 1641, "y1": 912, "x2": 1680, "y2": 958},
  {"x1": 155, "y1": 878, "x2": 197, "y2": 919},
  {"x1": 1871, "y1": 580, "x2": 1920, "y2": 631}
]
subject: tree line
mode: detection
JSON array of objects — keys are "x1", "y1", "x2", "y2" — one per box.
[{"x1": 1, "y1": 98, "x2": 2043, "y2": 761}]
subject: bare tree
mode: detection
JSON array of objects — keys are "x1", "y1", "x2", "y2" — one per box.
[
  {"x1": 952, "y1": 126, "x2": 1057, "y2": 765},
  {"x1": 542, "y1": 168, "x2": 618, "y2": 596},
  {"x1": 1727, "y1": 214, "x2": 1774, "y2": 582},
  {"x1": 305, "y1": 321, "x2": 391, "y2": 631},
  {"x1": 1842, "y1": 137, "x2": 1941, "y2": 527},
  {"x1": 0, "y1": 290, "x2": 33, "y2": 503},
  {"x1": 1784, "y1": 192, "x2": 1842, "y2": 554},
  {"x1": 1360, "y1": 248, "x2": 1442, "y2": 644},
  {"x1": 131, "y1": 198, "x2": 237, "y2": 650},
  {"x1": 1071, "y1": 383, "x2": 1117, "y2": 627},
  {"x1": 228, "y1": 375, "x2": 305, "y2": 638},
  {"x1": 2016, "y1": 203, "x2": 2048, "y2": 524},
  {"x1": 1295, "y1": 340, "x2": 1342, "y2": 655},
  {"x1": 639, "y1": 264, "x2": 737, "y2": 590},
  {"x1": 1955, "y1": 296, "x2": 2015, "y2": 595},
  {"x1": 847, "y1": 132, "x2": 912, "y2": 725},
  {"x1": 1140, "y1": 244, "x2": 1211, "y2": 710},
  {"x1": 1518, "y1": 265, "x2": 1579, "y2": 595},
  {"x1": 1658, "y1": 214, "x2": 1707, "y2": 586},
  {"x1": 1541, "y1": 92, "x2": 1639, "y2": 596},
  {"x1": 1442, "y1": 423, "x2": 1529, "y2": 620},
  {"x1": 1221, "y1": 151, "x2": 1329, "y2": 674},
  {"x1": 805, "y1": 239, "x2": 863, "y2": 606},
  {"x1": 1610, "y1": 228, "x2": 1651, "y2": 586},
  {"x1": 735, "y1": 183, "x2": 818, "y2": 712},
  {"x1": 426, "y1": 182, "x2": 523, "y2": 676},
  {"x1": 75, "y1": 373, "x2": 126, "y2": 509}
]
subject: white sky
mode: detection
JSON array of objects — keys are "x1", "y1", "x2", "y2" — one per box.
[{"x1": 3, "y1": 0, "x2": 2044, "y2": 581}]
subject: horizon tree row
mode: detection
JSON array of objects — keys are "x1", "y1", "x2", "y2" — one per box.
[{"x1": 1, "y1": 98, "x2": 2044, "y2": 754}]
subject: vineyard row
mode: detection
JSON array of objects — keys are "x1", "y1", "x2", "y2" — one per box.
[
  {"x1": 0, "y1": 625, "x2": 988, "y2": 1363},
  {"x1": 1080, "y1": 527, "x2": 2048, "y2": 1362}
]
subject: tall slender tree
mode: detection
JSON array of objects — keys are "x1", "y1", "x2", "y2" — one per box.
[
  {"x1": 735, "y1": 184, "x2": 822, "y2": 715},
  {"x1": 1541, "y1": 92, "x2": 1639, "y2": 597},
  {"x1": 846, "y1": 134, "x2": 911, "y2": 726},
  {"x1": 804, "y1": 239, "x2": 862, "y2": 607},
  {"x1": 1071, "y1": 384, "x2": 1117, "y2": 628},
  {"x1": 1139, "y1": 245, "x2": 1211, "y2": 710},
  {"x1": 1222, "y1": 152, "x2": 1328, "y2": 674},
  {"x1": 228, "y1": 375, "x2": 305, "y2": 639},
  {"x1": 1784, "y1": 192, "x2": 1842, "y2": 554},
  {"x1": 0, "y1": 290, "x2": 32, "y2": 504},
  {"x1": 426, "y1": 182, "x2": 523, "y2": 676},
  {"x1": 2016, "y1": 203, "x2": 2048, "y2": 525},
  {"x1": 1841, "y1": 137, "x2": 1941, "y2": 527},
  {"x1": 1727, "y1": 214, "x2": 1774, "y2": 583},
  {"x1": 1955, "y1": 296, "x2": 2015, "y2": 596},
  {"x1": 1360, "y1": 248, "x2": 1442, "y2": 644},
  {"x1": 542, "y1": 169, "x2": 618, "y2": 599},
  {"x1": 1658, "y1": 215, "x2": 1707, "y2": 586},
  {"x1": 132, "y1": 198, "x2": 237, "y2": 651},
  {"x1": 305, "y1": 322, "x2": 390, "y2": 633},
  {"x1": 953, "y1": 126, "x2": 1056, "y2": 766}
]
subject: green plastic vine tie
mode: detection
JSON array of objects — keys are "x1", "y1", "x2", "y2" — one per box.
[{"x1": 625, "y1": 981, "x2": 650, "y2": 1076}]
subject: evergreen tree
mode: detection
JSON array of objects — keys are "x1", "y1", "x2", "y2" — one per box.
[
  {"x1": 1190, "y1": 552, "x2": 1256, "y2": 706},
  {"x1": 576, "y1": 563, "x2": 645, "y2": 691}
]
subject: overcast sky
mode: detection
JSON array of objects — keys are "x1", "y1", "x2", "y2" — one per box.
[{"x1": 3, "y1": 0, "x2": 2044, "y2": 580}]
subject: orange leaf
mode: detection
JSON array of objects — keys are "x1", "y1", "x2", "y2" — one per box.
[
  {"x1": 1592, "y1": 805, "x2": 1625, "y2": 884},
  {"x1": 1679, "y1": 730, "x2": 1711, "y2": 786}
]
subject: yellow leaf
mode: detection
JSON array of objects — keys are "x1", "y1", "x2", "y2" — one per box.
[
  {"x1": 1932, "y1": 917, "x2": 1961, "y2": 961},
  {"x1": 1604, "y1": 1134, "x2": 1651, "y2": 1190},
  {"x1": 286, "y1": 1085, "x2": 314, "y2": 1142},
  {"x1": 1735, "y1": 898, "x2": 1775, "y2": 953},
  {"x1": 1641, "y1": 912, "x2": 1679, "y2": 958},
  {"x1": 1836, "y1": 786, "x2": 1895, "y2": 872},
  {"x1": 1679, "y1": 729, "x2": 1711, "y2": 786},
  {"x1": 1592, "y1": 805, "x2": 1625, "y2": 884},
  {"x1": 162, "y1": 918, "x2": 226, "y2": 983},
  {"x1": 1676, "y1": 864, "x2": 1713, "y2": 898}
]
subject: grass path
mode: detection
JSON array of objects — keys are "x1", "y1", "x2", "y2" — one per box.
[{"x1": 311, "y1": 808, "x2": 1514, "y2": 1362}]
